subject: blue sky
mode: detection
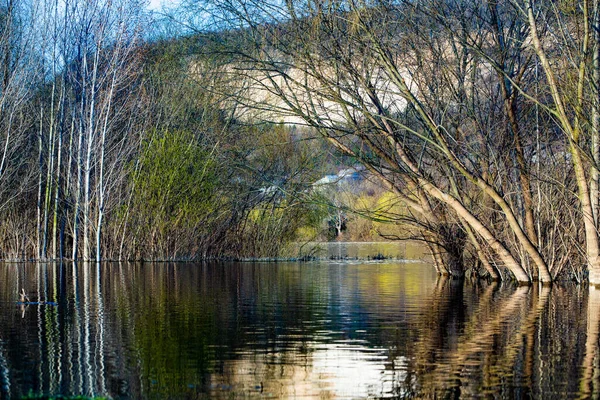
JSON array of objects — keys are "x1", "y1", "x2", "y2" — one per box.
[
  {"x1": 149, "y1": 0, "x2": 181, "y2": 11},
  {"x1": 148, "y1": 0, "x2": 163, "y2": 10}
]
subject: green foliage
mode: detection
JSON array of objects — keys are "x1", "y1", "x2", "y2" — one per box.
[
  {"x1": 128, "y1": 129, "x2": 220, "y2": 257},
  {"x1": 137, "y1": 130, "x2": 217, "y2": 221}
]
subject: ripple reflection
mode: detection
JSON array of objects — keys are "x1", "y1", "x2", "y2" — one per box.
[{"x1": 0, "y1": 259, "x2": 596, "y2": 398}]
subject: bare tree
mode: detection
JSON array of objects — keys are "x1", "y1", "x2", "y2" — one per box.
[{"x1": 182, "y1": 0, "x2": 562, "y2": 281}]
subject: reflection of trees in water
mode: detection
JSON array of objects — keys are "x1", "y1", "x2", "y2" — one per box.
[
  {"x1": 0, "y1": 340, "x2": 10, "y2": 398},
  {"x1": 407, "y1": 279, "x2": 598, "y2": 398},
  {"x1": 107, "y1": 262, "x2": 436, "y2": 398},
  {"x1": 0, "y1": 263, "x2": 600, "y2": 398},
  {"x1": 0, "y1": 262, "x2": 127, "y2": 398},
  {"x1": 580, "y1": 287, "x2": 600, "y2": 398}
]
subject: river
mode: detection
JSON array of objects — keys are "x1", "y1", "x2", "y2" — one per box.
[{"x1": 0, "y1": 243, "x2": 598, "y2": 398}]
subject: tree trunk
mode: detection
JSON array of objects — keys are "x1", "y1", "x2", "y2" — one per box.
[
  {"x1": 83, "y1": 48, "x2": 100, "y2": 262},
  {"x1": 43, "y1": 85, "x2": 56, "y2": 259},
  {"x1": 72, "y1": 111, "x2": 84, "y2": 260},
  {"x1": 572, "y1": 145, "x2": 600, "y2": 285},
  {"x1": 36, "y1": 107, "x2": 43, "y2": 260},
  {"x1": 592, "y1": 0, "x2": 600, "y2": 226},
  {"x1": 420, "y1": 179, "x2": 531, "y2": 283}
]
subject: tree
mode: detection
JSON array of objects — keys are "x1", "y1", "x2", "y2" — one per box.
[
  {"x1": 172, "y1": 0, "x2": 600, "y2": 282},
  {"x1": 33, "y1": 0, "x2": 146, "y2": 261}
]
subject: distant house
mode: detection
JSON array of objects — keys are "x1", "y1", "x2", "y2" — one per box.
[
  {"x1": 337, "y1": 167, "x2": 363, "y2": 182},
  {"x1": 312, "y1": 165, "x2": 365, "y2": 188},
  {"x1": 313, "y1": 175, "x2": 339, "y2": 186}
]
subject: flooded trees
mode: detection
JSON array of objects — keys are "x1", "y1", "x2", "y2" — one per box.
[
  {"x1": 33, "y1": 0, "x2": 145, "y2": 261},
  {"x1": 514, "y1": 0, "x2": 600, "y2": 284},
  {"x1": 180, "y1": 0, "x2": 600, "y2": 283},
  {"x1": 1, "y1": 0, "x2": 600, "y2": 272},
  {"x1": 110, "y1": 40, "x2": 328, "y2": 260}
]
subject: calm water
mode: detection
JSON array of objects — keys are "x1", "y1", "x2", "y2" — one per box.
[{"x1": 0, "y1": 250, "x2": 599, "y2": 398}]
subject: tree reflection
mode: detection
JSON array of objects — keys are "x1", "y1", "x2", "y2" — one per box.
[
  {"x1": 579, "y1": 286, "x2": 600, "y2": 398},
  {"x1": 410, "y1": 279, "x2": 552, "y2": 397},
  {"x1": 0, "y1": 262, "x2": 122, "y2": 398},
  {"x1": 0, "y1": 262, "x2": 598, "y2": 398}
]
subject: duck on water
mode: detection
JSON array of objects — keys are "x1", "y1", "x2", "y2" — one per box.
[{"x1": 17, "y1": 288, "x2": 57, "y2": 306}]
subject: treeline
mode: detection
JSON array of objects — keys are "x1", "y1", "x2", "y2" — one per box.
[
  {"x1": 172, "y1": 0, "x2": 600, "y2": 283},
  {"x1": 0, "y1": 0, "x2": 333, "y2": 261},
  {"x1": 7, "y1": 0, "x2": 600, "y2": 285}
]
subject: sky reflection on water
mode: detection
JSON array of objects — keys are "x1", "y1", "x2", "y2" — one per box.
[{"x1": 0, "y1": 253, "x2": 598, "y2": 399}]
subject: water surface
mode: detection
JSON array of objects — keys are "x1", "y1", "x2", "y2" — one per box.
[{"x1": 0, "y1": 250, "x2": 598, "y2": 398}]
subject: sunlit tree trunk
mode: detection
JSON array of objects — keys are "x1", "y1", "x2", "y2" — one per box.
[
  {"x1": 72, "y1": 85, "x2": 84, "y2": 260},
  {"x1": 37, "y1": 107, "x2": 43, "y2": 260},
  {"x1": 82, "y1": 54, "x2": 97, "y2": 262},
  {"x1": 592, "y1": 0, "x2": 600, "y2": 226},
  {"x1": 52, "y1": 85, "x2": 64, "y2": 259},
  {"x1": 96, "y1": 70, "x2": 117, "y2": 262},
  {"x1": 524, "y1": 0, "x2": 600, "y2": 283},
  {"x1": 43, "y1": 83, "x2": 56, "y2": 259}
]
